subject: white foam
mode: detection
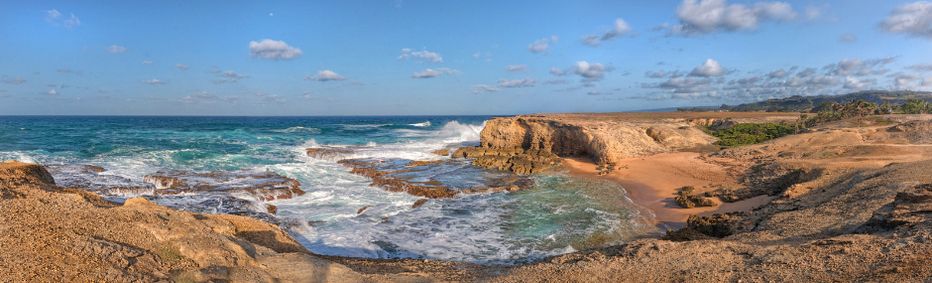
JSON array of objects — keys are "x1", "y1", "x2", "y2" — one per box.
[{"x1": 409, "y1": 121, "x2": 431, "y2": 127}]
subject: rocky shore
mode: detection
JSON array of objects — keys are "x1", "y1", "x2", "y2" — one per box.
[{"x1": 3, "y1": 112, "x2": 931, "y2": 282}]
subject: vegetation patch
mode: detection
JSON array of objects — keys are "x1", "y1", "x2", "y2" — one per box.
[{"x1": 707, "y1": 122, "x2": 797, "y2": 147}]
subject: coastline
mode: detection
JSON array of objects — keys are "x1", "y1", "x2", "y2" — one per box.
[{"x1": 562, "y1": 153, "x2": 772, "y2": 230}]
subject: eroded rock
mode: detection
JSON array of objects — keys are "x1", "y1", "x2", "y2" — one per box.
[{"x1": 452, "y1": 146, "x2": 561, "y2": 175}]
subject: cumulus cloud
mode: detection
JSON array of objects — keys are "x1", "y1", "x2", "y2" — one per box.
[
  {"x1": 249, "y1": 39, "x2": 303, "y2": 60},
  {"x1": 663, "y1": 0, "x2": 797, "y2": 35},
  {"x1": 638, "y1": 57, "x2": 916, "y2": 102},
  {"x1": 398, "y1": 48, "x2": 443, "y2": 63},
  {"x1": 506, "y1": 64, "x2": 527, "y2": 72},
  {"x1": 498, "y1": 78, "x2": 536, "y2": 88},
  {"x1": 143, "y1": 78, "x2": 165, "y2": 85},
  {"x1": 574, "y1": 61, "x2": 610, "y2": 81},
  {"x1": 908, "y1": 64, "x2": 932, "y2": 72},
  {"x1": 583, "y1": 18, "x2": 633, "y2": 46},
  {"x1": 528, "y1": 35, "x2": 559, "y2": 53},
  {"x1": 307, "y1": 70, "x2": 346, "y2": 81},
  {"x1": 880, "y1": 1, "x2": 932, "y2": 39},
  {"x1": 176, "y1": 64, "x2": 189, "y2": 71},
  {"x1": 826, "y1": 57, "x2": 895, "y2": 77},
  {"x1": 411, "y1": 68, "x2": 458, "y2": 79},
  {"x1": 46, "y1": 9, "x2": 80, "y2": 29},
  {"x1": 689, "y1": 59, "x2": 726, "y2": 77},
  {"x1": 106, "y1": 45, "x2": 127, "y2": 54}
]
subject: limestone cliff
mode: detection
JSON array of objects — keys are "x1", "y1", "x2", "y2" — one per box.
[{"x1": 461, "y1": 113, "x2": 754, "y2": 173}]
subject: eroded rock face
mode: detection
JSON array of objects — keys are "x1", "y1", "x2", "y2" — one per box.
[
  {"x1": 452, "y1": 146, "x2": 561, "y2": 175},
  {"x1": 142, "y1": 170, "x2": 304, "y2": 201},
  {"x1": 888, "y1": 120, "x2": 932, "y2": 143},
  {"x1": 862, "y1": 183, "x2": 932, "y2": 231},
  {"x1": 0, "y1": 160, "x2": 55, "y2": 186},
  {"x1": 473, "y1": 116, "x2": 716, "y2": 173}
]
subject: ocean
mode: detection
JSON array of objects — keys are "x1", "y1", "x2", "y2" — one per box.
[{"x1": 0, "y1": 116, "x2": 651, "y2": 263}]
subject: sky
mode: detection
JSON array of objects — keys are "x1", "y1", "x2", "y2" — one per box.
[{"x1": 1, "y1": 0, "x2": 931, "y2": 116}]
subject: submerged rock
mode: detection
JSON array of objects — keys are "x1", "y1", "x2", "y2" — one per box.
[
  {"x1": 306, "y1": 147, "x2": 354, "y2": 160},
  {"x1": 338, "y1": 158, "x2": 534, "y2": 198},
  {"x1": 142, "y1": 170, "x2": 304, "y2": 201}
]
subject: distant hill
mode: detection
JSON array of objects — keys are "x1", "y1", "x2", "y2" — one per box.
[{"x1": 707, "y1": 91, "x2": 932, "y2": 112}]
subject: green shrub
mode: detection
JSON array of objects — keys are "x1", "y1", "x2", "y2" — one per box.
[
  {"x1": 900, "y1": 99, "x2": 931, "y2": 114},
  {"x1": 710, "y1": 123, "x2": 797, "y2": 146}
]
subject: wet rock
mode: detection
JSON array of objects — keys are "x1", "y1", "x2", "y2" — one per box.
[
  {"x1": 338, "y1": 159, "x2": 459, "y2": 198},
  {"x1": 357, "y1": 205, "x2": 371, "y2": 215},
  {"x1": 412, "y1": 198, "x2": 429, "y2": 208},
  {"x1": 431, "y1": 149, "x2": 450, "y2": 156},
  {"x1": 266, "y1": 204, "x2": 278, "y2": 215},
  {"x1": 142, "y1": 170, "x2": 304, "y2": 201},
  {"x1": 306, "y1": 147, "x2": 354, "y2": 160},
  {"x1": 452, "y1": 146, "x2": 561, "y2": 175}
]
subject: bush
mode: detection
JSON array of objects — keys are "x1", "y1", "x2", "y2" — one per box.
[
  {"x1": 900, "y1": 99, "x2": 931, "y2": 114},
  {"x1": 709, "y1": 123, "x2": 797, "y2": 147}
]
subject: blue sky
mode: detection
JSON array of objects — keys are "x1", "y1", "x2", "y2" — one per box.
[{"x1": 1, "y1": 0, "x2": 931, "y2": 115}]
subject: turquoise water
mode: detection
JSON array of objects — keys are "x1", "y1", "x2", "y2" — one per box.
[{"x1": 0, "y1": 116, "x2": 652, "y2": 263}]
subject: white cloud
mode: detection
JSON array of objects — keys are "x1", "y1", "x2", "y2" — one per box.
[
  {"x1": 46, "y1": 9, "x2": 80, "y2": 29},
  {"x1": 212, "y1": 70, "x2": 248, "y2": 83},
  {"x1": 665, "y1": 0, "x2": 798, "y2": 35},
  {"x1": 689, "y1": 58, "x2": 725, "y2": 77},
  {"x1": 528, "y1": 35, "x2": 559, "y2": 53},
  {"x1": 843, "y1": 76, "x2": 870, "y2": 90},
  {"x1": 255, "y1": 92, "x2": 286, "y2": 103},
  {"x1": 826, "y1": 57, "x2": 894, "y2": 77},
  {"x1": 881, "y1": 1, "x2": 932, "y2": 39},
  {"x1": 398, "y1": 48, "x2": 443, "y2": 63},
  {"x1": 47, "y1": 88, "x2": 59, "y2": 96},
  {"x1": 498, "y1": 78, "x2": 536, "y2": 88},
  {"x1": 583, "y1": 18, "x2": 633, "y2": 46},
  {"x1": 248, "y1": 39, "x2": 303, "y2": 60},
  {"x1": 908, "y1": 64, "x2": 932, "y2": 72},
  {"x1": 893, "y1": 74, "x2": 921, "y2": 89},
  {"x1": 106, "y1": 45, "x2": 127, "y2": 54},
  {"x1": 838, "y1": 33, "x2": 858, "y2": 43},
  {"x1": 176, "y1": 64, "x2": 189, "y2": 71},
  {"x1": 472, "y1": 84, "x2": 500, "y2": 94},
  {"x1": 141, "y1": 60, "x2": 153, "y2": 65},
  {"x1": 506, "y1": 64, "x2": 527, "y2": 72},
  {"x1": 411, "y1": 68, "x2": 457, "y2": 79},
  {"x1": 307, "y1": 70, "x2": 346, "y2": 81},
  {"x1": 574, "y1": 61, "x2": 610, "y2": 81},
  {"x1": 143, "y1": 78, "x2": 165, "y2": 85}
]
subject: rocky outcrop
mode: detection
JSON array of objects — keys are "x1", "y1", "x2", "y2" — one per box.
[
  {"x1": 466, "y1": 115, "x2": 718, "y2": 173},
  {"x1": 306, "y1": 147, "x2": 355, "y2": 160},
  {"x1": 452, "y1": 147, "x2": 561, "y2": 175},
  {"x1": 0, "y1": 161, "x2": 389, "y2": 282}
]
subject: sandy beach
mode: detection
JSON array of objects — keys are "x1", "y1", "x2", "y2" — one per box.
[{"x1": 563, "y1": 153, "x2": 772, "y2": 230}]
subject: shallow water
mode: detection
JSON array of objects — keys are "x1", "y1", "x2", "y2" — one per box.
[{"x1": 0, "y1": 116, "x2": 654, "y2": 263}]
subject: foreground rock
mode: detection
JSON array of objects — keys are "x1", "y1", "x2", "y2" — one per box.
[
  {"x1": 0, "y1": 161, "x2": 426, "y2": 282},
  {"x1": 452, "y1": 146, "x2": 561, "y2": 175}
]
